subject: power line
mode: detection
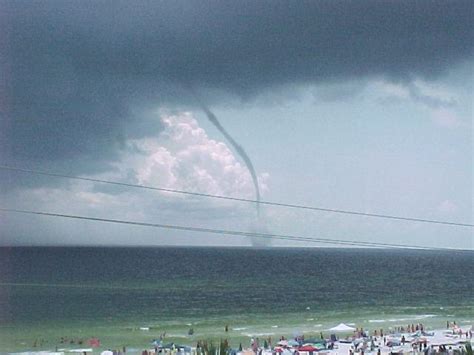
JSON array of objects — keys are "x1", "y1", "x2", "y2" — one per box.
[
  {"x1": 1, "y1": 165, "x2": 472, "y2": 228},
  {"x1": 0, "y1": 207, "x2": 471, "y2": 251}
]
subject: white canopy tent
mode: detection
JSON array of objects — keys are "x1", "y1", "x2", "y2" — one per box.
[{"x1": 329, "y1": 323, "x2": 356, "y2": 332}]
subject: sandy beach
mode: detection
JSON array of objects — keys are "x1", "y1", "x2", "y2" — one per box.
[{"x1": 10, "y1": 322, "x2": 473, "y2": 355}]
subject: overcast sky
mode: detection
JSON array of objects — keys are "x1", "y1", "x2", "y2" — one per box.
[{"x1": 0, "y1": 0, "x2": 472, "y2": 248}]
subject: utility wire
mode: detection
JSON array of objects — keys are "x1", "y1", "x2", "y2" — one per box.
[
  {"x1": 0, "y1": 165, "x2": 472, "y2": 228},
  {"x1": 0, "y1": 207, "x2": 471, "y2": 251}
]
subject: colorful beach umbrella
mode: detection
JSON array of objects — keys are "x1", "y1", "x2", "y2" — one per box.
[{"x1": 298, "y1": 345, "x2": 317, "y2": 351}]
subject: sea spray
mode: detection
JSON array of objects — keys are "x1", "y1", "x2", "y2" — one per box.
[{"x1": 248, "y1": 218, "x2": 272, "y2": 247}]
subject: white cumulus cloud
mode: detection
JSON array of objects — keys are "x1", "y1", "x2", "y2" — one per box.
[{"x1": 119, "y1": 112, "x2": 268, "y2": 198}]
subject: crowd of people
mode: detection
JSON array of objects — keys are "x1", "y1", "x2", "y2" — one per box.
[
  {"x1": 135, "y1": 322, "x2": 474, "y2": 355},
  {"x1": 21, "y1": 320, "x2": 474, "y2": 355}
]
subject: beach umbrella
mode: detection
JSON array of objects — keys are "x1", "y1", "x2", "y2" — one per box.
[
  {"x1": 298, "y1": 345, "x2": 317, "y2": 352},
  {"x1": 386, "y1": 339, "x2": 401, "y2": 347},
  {"x1": 303, "y1": 343, "x2": 324, "y2": 349},
  {"x1": 278, "y1": 340, "x2": 289, "y2": 347},
  {"x1": 288, "y1": 340, "x2": 300, "y2": 347},
  {"x1": 274, "y1": 348, "x2": 284, "y2": 353},
  {"x1": 329, "y1": 323, "x2": 356, "y2": 332},
  {"x1": 411, "y1": 330, "x2": 422, "y2": 338}
]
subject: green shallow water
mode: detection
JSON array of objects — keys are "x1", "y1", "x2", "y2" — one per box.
[{"x1": 0, "y1": 247, "x2": 473, "y2": 352}]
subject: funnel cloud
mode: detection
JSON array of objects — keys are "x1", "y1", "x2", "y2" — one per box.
[
  {"x1": 195, "y1": 98, "x2": 269, "y2": 247},
  {"x1": 196, "y1": 101, "x2": 261, "y2": 213}
]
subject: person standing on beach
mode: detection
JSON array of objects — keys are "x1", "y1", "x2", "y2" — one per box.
[{"x1": 251, "y1": 338, "x2": 258, "y2": 353}]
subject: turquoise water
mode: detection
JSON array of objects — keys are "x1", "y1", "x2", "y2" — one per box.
[{"x1": 0, "y1": 247, "x2": 473, "y2": 352}]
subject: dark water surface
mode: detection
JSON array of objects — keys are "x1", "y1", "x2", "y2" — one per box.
[{"x1": 0, "y1": 247, "x2": 473, "y2": 351}]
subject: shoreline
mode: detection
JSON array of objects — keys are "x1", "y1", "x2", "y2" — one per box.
[{"x1": 5, "y1": 323, "x2": 473, "y2": 355}]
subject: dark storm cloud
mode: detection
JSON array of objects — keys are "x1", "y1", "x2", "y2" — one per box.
[{"x1": 0, "y1": 0, "x2": 472, "y2": 175}]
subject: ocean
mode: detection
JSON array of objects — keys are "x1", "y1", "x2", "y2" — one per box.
[{"x1": 0, "y1": 247, "x2": 473, "y2": 352}]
